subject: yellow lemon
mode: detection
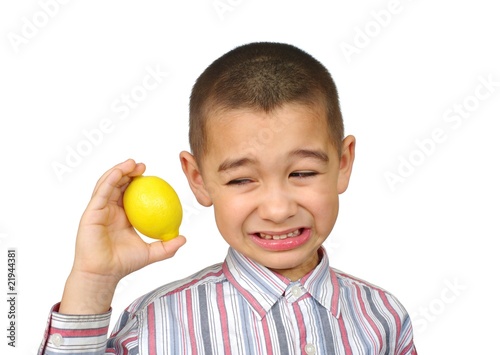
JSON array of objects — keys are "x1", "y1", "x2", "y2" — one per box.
[{"x1": 123, "y1": 175, "x2": 182, "y2": 241}]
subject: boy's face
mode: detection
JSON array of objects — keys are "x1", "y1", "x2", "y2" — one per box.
[{"x1": 181, "y1": 103, "x2": 355, "y2": 281}]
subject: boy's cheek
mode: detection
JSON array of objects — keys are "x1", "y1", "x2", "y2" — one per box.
[
  {"x1": 310, "y1": 194, "x2": 340, "y2": 224},
  {"x1": 202, "y1": 178, "x2": 224, "y2": 200}
]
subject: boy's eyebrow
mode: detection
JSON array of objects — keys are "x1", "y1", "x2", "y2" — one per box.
[
  {"x1": 218, "y1": 157, "x2": 256, "y2": 173},
  {"x1": 218, "y1": 149, "x2": 329, "y2": 173},
  {"x1": 289, "y1": 149, "x2": 330, "y2": 163}
]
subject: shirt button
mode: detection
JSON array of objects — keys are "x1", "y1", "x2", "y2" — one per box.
[
  {"x1": 291, "y1": 285, "x2": 302, "y2": 297},
  {"x1": 305, "y1": 343, "x2": 316, "y2": 354},
  {"x1": 50, "y1": 333, "x2": 63, "y2": 347}
]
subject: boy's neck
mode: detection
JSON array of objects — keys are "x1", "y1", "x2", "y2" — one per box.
[{"x1": 268, "y1": 249, "x2": 322, "y2": 282}]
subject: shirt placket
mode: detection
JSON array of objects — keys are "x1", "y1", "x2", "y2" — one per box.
[{"x1": 284, "y1": 282, "x2": 318, "y2": 355}]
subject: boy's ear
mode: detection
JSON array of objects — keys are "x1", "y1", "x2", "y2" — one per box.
[
  {"x1": 337, "y1": 135, "x2": 356, "y2": 194},
  {"x1": 179, "y1": 151, "x2": 213, "y2": 207}
]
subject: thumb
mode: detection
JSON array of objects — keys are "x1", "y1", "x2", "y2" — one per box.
[{"x1": 147, "y1": 235, "x2": 187, "y2": 264}]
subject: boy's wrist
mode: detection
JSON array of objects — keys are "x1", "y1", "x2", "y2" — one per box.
[{"x1": 59, "y1": 271, "x2": 119, "y2": 315}]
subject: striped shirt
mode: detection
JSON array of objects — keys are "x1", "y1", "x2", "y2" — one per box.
[{"x1": 39, "y1": 247, "x2": 417, "y2": 354}]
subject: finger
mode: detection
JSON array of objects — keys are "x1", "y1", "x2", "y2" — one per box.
[
  {"x1": 90, "y1": 160, "x2": 130, "y2": 197},
  {"x1": 147, "y1": 236, "x2": 187, "y2": 265},
  {"x1": 87, "y1": 168, "x2": 125, "y2": 212},
  {"x1": 91, "y1": 159, "x2": 143, "y2": 197},
  {"x1": 86, "y1": 161, "x2": 146, "y2": 215},
  {"x1": 115, "y1": 163, "x2": 147, "y2": 206},
  {"x1": 116, "y1": 163, "x2": 146, "y2": 193},
  {"x1": 87, "y1": 160, "x2": 144, "y2": 212}
]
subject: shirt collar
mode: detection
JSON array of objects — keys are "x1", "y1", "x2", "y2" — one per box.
[{"x1": 222, "y1": 247, "x2": 340, "y2": 320}]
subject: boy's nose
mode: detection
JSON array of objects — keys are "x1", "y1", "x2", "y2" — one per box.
[{"x1": 257, "y1": 187, "x2": 297, "y2": 224}]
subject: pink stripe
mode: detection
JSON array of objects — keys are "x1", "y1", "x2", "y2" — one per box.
[
  {"x1": 330, "y1": 269, "x2": 340, "y2": 315},
  {"x1": 50, "y1": 326, "x2": 108, "y2": 337},
  {"x1": 121, "y1": 336, "x2": 135, "y2": 355},
  {"x1": 261, "y1": 316, "x2": 273, "y2": 355},
  {"x1": 354, "y1": 284, "x2": 383, "y2": 348},
  {"x1": 216, "y1": 283, "x2": 231, "y2": 354},
  {"x1": 293, "y1": 302, "x2": 307, "y2": 353},
  {"x1": 401, "y1": 343, "x2": 417, "y2": 354},
  {"x1": 186, "y1": 290, "x2": 198, "y2": 355},
  {"x1": 147, "y1": 304, "x2": 157, "y2": 355},
  {"x1": 337, "y1": 313, "x2": 353, "y2": 355},
  {"x1": 379, "y1": 290, "x2": 402, "y2": 341}
]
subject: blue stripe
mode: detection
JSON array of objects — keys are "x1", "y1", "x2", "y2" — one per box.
[
  {"x1": 270, "y1": 302, "x2": 290, "y2": 354},
  {"x1": 198, "y1": 285, "x2": 213, "y2": 355}
]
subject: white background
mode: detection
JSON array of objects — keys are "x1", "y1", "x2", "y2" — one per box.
[{"x1": 1, "y1": 0, "x2": 499, "y2": 353}]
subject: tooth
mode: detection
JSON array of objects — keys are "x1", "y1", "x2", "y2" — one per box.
[
  {"x1": 258, "y1": 230, "x2": 302, "y2": 240},
  {"x1": 287, "y1": 230, "x2": 299, "y2": 237}
]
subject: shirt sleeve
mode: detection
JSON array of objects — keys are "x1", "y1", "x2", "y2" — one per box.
[
  {"x1": 37, "y1": 303, "x2": 111, "y2": 355},
  {"x1": 396, "y1": 312, "x2": 418, "y2": 355}
]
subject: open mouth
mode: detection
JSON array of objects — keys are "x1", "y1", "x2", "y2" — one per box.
[
  {"x1": 257, "y1": 228, "x2": 303, "y2": 240},
  {"x1": 251, "y1": 228, "x2": 311, "y2": 251}
]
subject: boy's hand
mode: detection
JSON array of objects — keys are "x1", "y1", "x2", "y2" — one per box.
[{"x1": 59, "y1": 159, "x2": 186, "y2": 315}]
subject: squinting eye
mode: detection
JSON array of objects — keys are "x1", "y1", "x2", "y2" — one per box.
[
  {"x1": 227, "y1": 178, "x2": 252, "y2": 185},
  {"x1": 289, "y1": 171, "x2": 318, "y2": 178}
]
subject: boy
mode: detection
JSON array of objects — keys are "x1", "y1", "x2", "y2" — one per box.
[{"x1": 39, "y1": 42, "x2": 417, "y2": 354}]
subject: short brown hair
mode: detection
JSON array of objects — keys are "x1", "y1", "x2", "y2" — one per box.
[{"x1": 189, "y1": 42, "x2": 344, "y2": 161}]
